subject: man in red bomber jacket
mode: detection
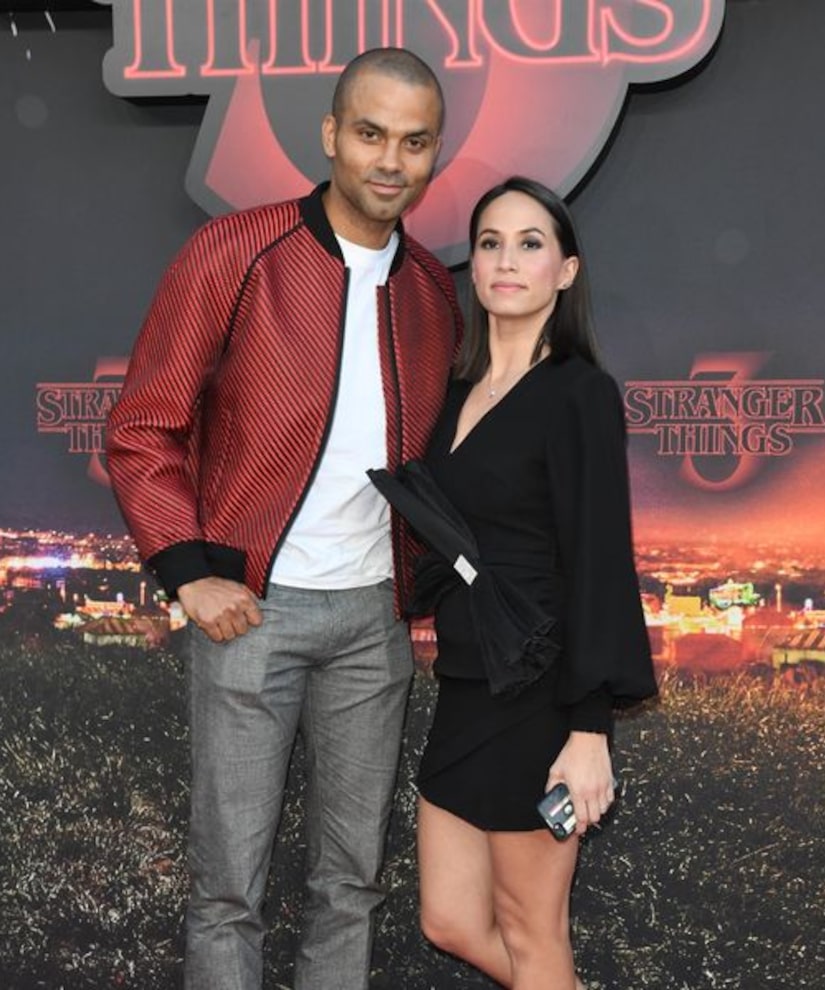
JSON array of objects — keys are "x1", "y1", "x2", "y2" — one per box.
[{"x1": 106, "y1": 48, "x2": 461, "y2": 990}]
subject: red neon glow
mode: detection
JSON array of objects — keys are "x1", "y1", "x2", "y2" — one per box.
[
  {"x1": 202, "y1": 0, "x2": 255, "y2": 77},
  {"x1": 507, "y1": 0, "x2": 566, "y2": 49},
  {"x1": 393, "y1": 0, "x2": 403, "y2": 47},
  {"x1": 688, "y1": 352, "x2": 771, "y2": 382},
  {"x1": 680, "y1": 353, "x2": 768, "y2": 491},
  {"x1": 447, "y1": 0, "x2": 714, "y2": 68},
  {"x1": 313, "y1": 0, "x2": 346, "y2": 75},
  {"x1": 119, "y1": 0, "x2": 720, "y2": 81},
  {"x1": 603, "y1": 0, "x2": 674, "y2": 49},
  {"x1": 36, "y1": 361, "x2": 128, "y2": 488},
  {"x1": 124, "y1": 0, "x2": 185, "y2": 79},
  {"x1": 475, "y1": 0, "x2": 600, "y2": 65},
  {"x1": 471, "y1": 0, "x2": 600, "y2": 66},
  {"x1": 422, "y1": 0, "x2": 484, "y2": 68},
  {"x1": 359, "y1": 0, "x2": 391, "y2": 53},
  {"x1": 602, "y1": 0, "x2": 713, "y2": 65},
  {"x1": 631, "y1": 443, "x2": 825, "y2": 547},
  {"x1": 261, "y1": 0, "x2": 316, "y2": 74},
  {"x1": 203, "y1": 33, "x2": 626, "y2": 246},
  {"x1": 203, "y1": 41, "x2": 312, "y2": 209},
  {"x1": 624, "y1": 367, "x2": 825, "y2": 494},
  {"x1": 92, "y1": 357, "x2": 129, "y2": 382},
  {"x1": 403, "y1": 43, "x2": 625, "y2": 247},
  {"x1": 90, "y1": 357, "x2": 128, "y2": 486},
  {"x1": 678, "y1": 448, "x2": 760, "y2": 493},
  {"x1": 120, "y1": 0, "x2": 722, "y2": 247},
  {"x1": 625, "y1": 379, "x2": 825, "y2": 431}
]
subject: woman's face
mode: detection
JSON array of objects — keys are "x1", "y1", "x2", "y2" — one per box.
[{"x1": 471, "y1": 190, "x2": 578, "y2": 327}]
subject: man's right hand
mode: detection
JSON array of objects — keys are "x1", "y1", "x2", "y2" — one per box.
[{"x1": 177, "y1": 576, "x2": 263, "y2": 643}]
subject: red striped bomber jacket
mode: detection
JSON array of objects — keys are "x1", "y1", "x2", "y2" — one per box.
[{"x1": 106, "y1": 183, "x2": 462, "y2": 605}]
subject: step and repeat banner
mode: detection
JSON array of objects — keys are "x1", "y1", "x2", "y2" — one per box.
[{"x1": 2, "y1": 2, "x2": 824, "y2": 987}]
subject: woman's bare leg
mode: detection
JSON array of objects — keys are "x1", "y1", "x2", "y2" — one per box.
[
  {"x1": 488, "y1": 828, "x2": 581, "y2": 989},
  {"x1": 418, "y1": 796, "x2": 513, "y2": 985},
  {"x1": 418, "y1": 797, "x2": 585, "y2": 988}
]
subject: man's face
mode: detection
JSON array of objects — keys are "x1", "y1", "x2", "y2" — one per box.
[{"x1": 321, "y1": 69, "x2": 443, "y2": 247}]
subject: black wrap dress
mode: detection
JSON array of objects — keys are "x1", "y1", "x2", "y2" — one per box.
[{"x1": 417, "y1": 354, "x2": 657, "y2": 831}]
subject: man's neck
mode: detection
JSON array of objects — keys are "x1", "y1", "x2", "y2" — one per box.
[{"x1": 322, "y1": 188, "x2": 396, "y2": 249}]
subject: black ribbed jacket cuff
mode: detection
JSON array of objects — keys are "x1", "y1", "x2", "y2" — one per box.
[{"x1": 147, "y1": 541, "x2": 213, "y2": 598}]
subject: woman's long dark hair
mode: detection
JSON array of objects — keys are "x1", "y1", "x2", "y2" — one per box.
[{"x1": 455, "y1": 176, "x2": 601, "y2": 382}]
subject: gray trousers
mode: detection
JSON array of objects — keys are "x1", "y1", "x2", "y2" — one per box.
[{"x1": 183, "y1": 581, "x2": 413, "y2": 990}]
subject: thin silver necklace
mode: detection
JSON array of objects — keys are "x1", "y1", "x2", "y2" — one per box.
[{"x1": 486, "y1": 365, "x2": 527, "y2": 399}]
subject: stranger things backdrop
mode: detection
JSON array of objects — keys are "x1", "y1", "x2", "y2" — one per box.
[{"x1": 2, "y1": 1, "x2": 824, "y2": 987}]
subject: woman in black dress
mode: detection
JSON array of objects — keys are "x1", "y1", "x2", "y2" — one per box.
[{"x1": 415, "y1": 177, "x2": 657, "y2": 988}]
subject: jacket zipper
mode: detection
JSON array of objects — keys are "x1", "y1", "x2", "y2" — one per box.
[{"x1": 382, "y1": 284, "x2": 410, "y2": 613}]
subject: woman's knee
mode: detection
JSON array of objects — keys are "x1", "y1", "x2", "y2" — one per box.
[
  {"x1": 420, "y1": 902, "x2": 475, "y2": 957},
  {"x1": 495, "y1": 892, "x2": 569, "y2": 964}
]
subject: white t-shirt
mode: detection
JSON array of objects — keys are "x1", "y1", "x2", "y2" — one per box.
[{"x1": 269, "y1": 232, "x2": 398, "y2": 589}]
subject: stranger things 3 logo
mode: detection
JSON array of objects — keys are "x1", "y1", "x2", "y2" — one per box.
[
  {"x1": 624, "y1": 353, "x2": 825, "y2": 492},
  {"x1": 101, "y1": 0, "x2": 725, "y2": 265},
  {"x1": 36, "y1": 359, "x2": 127, "y2": 487}
]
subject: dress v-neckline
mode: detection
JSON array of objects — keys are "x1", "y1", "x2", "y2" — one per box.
[{"x1": 448, "y1": 357, "x2": 550, "y2": 456}]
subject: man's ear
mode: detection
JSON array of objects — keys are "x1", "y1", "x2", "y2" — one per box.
[{"x1": 321, "y1": 114, "x2": 337, "y2": 158}]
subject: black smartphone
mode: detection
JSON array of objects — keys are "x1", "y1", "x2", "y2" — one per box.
[
  {"x1": 536, "y1": 778, "x2": 621, "y2": 840},
  {"x1": 536, "y1": 783, "x2": 577, "y2": 840}
]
